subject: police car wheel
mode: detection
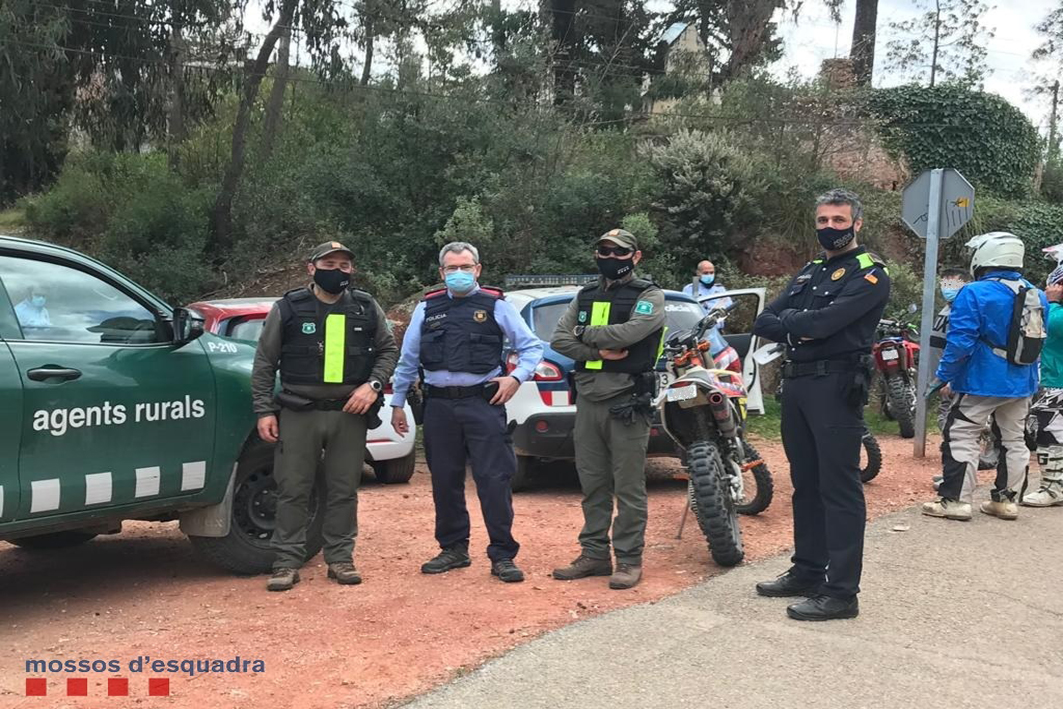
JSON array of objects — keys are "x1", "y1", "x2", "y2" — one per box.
[
  {"x1": 9, "y1": 530, "x2": 98, "y2": 550},
  {"x1": 189, "y1": 440, "x2": 326, "y2": 575},
  {"x1": 860, "y1": 432, "x2": 883, "y2": 483},
  {"x1": 372, "y1": 450, "x2": 416, "y2": 484},
  {"x1": 686, "y1": 441, "x2": 744, "y2": 567},
  {"x1": 511, "y1": 456, "x2": 534, "y2": 493}
]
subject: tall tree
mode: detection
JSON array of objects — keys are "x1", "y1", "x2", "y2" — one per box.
[
  {"x1": 1033, "y1": 2, "x2": 1063, "y2": 162},
  {"x1": 884, "y1": 0, "x2": 995, "y2": 88},
  {"x1": 850, "y1": 0, "x2": 879, "y2": 86}
]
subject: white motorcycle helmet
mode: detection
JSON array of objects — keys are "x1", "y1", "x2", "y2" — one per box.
[{"x1": 965, "y1": 231, "x2": 1024, "y2": 277}]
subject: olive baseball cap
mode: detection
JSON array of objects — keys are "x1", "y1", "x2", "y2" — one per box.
[
  {"x1": 596, "y1": 228, "x2": 638, "y2": 250},
  {"x1": 308, "y1": 240, "x2": 355, "y2": 262}
]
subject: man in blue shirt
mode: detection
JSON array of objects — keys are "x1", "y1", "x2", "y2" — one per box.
[
  {"x1": 924, "y1": 232, "x2": 1047, "y2": 522},
  {"x1": 14, "y1": 286, "x2": 51, "y2": 329},
  {"x1": 682, "y1": 260, "x2": 733, "y2": 314},
  {"x1": 391, "y1": 241, "x2": 543, "y2": 583}
]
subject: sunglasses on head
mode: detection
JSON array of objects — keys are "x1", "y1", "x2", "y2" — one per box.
[{"x1": 596, "y1": 245, "x2": 633, "y2": 257}]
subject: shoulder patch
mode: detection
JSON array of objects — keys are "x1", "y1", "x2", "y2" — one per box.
[
  {"x1": 634, "y1": 300, "x2": 655, "y2": 315},
  {"x1": 478, "y1": 285, "x2": 506, "y2": 300}
]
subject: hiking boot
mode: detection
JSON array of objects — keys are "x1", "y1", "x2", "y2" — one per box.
[
  {"x1": 787, "y1": 594, "x2": 859, "y2": 621},
  {"x1": 421, "y1": 547, "x2": 471, "y2": 574},
  {"x1": 491, "y1": 559, "x2": 525, "y2": 583},
  {"x1": 922, "y1": 498, "x2": 972, "y2": 521},
  {"x1": 327, "y1": 562, "x2": 363, "y2": 585},
  {"x1": 608, "y1": 563, "x2": 642, "y2": 590},
  {"x1": 267, "y1": 567, "x2": 300, "y2": 592},
  {"x1": 552, "y1": 554, "x2": 612, "y2": 580},
  {"x1": 980, "y1": 499, "x2": 1019, "y2": 520},
  {"x1": 756, "y1": 569, "x2": 823, "y2": 598},
  {"x1": 1022, "y1": 481, "x2": 1063, "y2": 507}
]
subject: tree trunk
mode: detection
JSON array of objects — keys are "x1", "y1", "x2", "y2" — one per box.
[
  {"x1": 361, "y1": 17, "x2": 375, "y2": 85},
  {"x1": 930, "y1": 0, "x2": 941, "y2": 88},
  {"x1": 722, "y1": 0, "x2": 779, "y2": 82},
  {"x1": 211, "y1": 0, "x2": 298, "y2": 254},
  {"x1": 849, "y1": 0, "x2": 879, "y2": 86},
  {"x1": 261, "y1": 26, "x2": 292, "y2": 160},
  {"x1": 547, "y1": 0, "x2": 578, "y2": 105},
  {"x1": 167, "y1": 23, "x2": 187, "y2": 168},
  {"x1": 1050, "y1": 79, "x2": 1061, "y2": 163}
]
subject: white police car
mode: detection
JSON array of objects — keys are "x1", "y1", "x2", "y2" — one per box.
[{"x1": 501, "y1": 277, "x2": 766, "y2": 490}]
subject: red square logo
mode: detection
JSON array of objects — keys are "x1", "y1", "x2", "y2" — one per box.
[
  {"x1": 108, "y1": 678, "x2": 129, "y2": 697},
  {"x1": 148, "y1": 678, "x2": 170, "y2": 697},
  {"x1": 25, "y1": 678, "x2": 47, "y2": 696},
  {"x1": 67, "y1": 678, "x2": 88, "y2": 696}
]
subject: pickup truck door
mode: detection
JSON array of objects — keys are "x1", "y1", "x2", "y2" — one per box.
[{"x1": 0, "y1": 254, "x2": 217, "y2": 521}]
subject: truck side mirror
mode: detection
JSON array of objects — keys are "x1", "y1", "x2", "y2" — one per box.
[{"x1": 172, "y1": 307, "x2": 205, "y2": 344}]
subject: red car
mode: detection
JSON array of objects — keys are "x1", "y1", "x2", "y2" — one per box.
[{"x1": 186, "y1": 298, "x2": 418, "y2": 483}]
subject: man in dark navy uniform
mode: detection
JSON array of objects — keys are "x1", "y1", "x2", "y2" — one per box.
[
  {"x1": 391, "y1": 242, "x2": 543, "y2": 583},
  {"x1": 752, "y1": 189, "x2": 891, "y2": 621}
]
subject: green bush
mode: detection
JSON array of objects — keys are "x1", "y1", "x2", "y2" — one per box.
[{"x1": 866, "y1": 85, "x2": 1041, "y2": 199}]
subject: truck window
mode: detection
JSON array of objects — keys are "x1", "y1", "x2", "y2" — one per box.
[{"x1": 0, "y1": 256, "x2": 162, "y2": 345}]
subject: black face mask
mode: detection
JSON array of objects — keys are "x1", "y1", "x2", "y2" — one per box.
[
  {"x1": 313, "y1": 268, "x2": 351, "y2": 294},
  {"x1": 596, "y1": 256, "x2": 634, "y2": 281},
  {"x1": 817, "y1": 225, "x2": 856, "y2": 251}
]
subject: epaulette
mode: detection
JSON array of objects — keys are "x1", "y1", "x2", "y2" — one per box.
[
  {"x1": 856, "y1": 251, "x2": 889, "y2": 273},
  {"x1": 478, "y1": 285, "x2": 505, "y2": 300},
  {"x1": 283, "y1": 286, "x2": 313, "y2": 301}
]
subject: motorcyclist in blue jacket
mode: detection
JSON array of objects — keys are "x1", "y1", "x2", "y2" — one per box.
[{"x1": 924, "y1": 232, "x2": 1047, "y2": 522}]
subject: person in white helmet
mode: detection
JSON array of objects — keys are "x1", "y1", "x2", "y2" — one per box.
[
  {"x1": 1023, "y1": 246, "x2": 1063, "y2": 507},
  {"x1": 923, "y1": 232, "x2": 1047, "y2": 522}
]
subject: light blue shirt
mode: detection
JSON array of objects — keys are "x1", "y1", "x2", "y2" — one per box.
[
  {"x1": 682, "y1": 281, "x2": 733, "y2": 312},
  {"x1": 14, "y1": 299, "x2": 51, "y2": 328},
  {"x1": 391, "y1": 286, "x2": 544, "y2": 408}
]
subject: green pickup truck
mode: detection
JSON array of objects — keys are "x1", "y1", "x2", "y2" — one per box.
[{"x1": 0, "y1": 235, "x2": 324, "y2": 574}]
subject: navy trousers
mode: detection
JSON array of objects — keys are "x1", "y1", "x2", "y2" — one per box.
[{"x1": 422, "y1": 395, "x2": 520, "y2": 561}]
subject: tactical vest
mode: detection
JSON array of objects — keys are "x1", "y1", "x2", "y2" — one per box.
[
  {"x1": 277, "y1": 287, "x2": 377, "y2": 386},
  {"x1": 419, "y1": 287, "x2": 505, "y2": 374},
  {"x1": 575, "y1": 278, "x2": 664, "y2": 374}
]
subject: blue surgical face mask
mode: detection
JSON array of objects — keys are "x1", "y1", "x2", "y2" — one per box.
[
  {"x1": 699, "y1": 274, "x2": 715, "y2": 286},
  {"x1": 31, "y1": 295, "x2": 46, "y2": 308},
  {"x1": 940, "y1": 288, "x2": 960, "y2": 303},
  {"x1": 445, "y1": 271, "x2": 476, "y2": 294}
]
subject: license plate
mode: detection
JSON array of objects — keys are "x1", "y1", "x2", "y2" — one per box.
[
  {"x1": 666, "y1": 384, "x2": 698, "y2": 402},
  {"x1": 881, "y1": 350, "x2": 899, "y2": 361}
]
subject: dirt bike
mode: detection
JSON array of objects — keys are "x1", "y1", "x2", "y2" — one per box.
[
  {"x1": 658, "y1": 304, "x2": 774, "y2": 568},
  {"x1": 873, "y1": 318, "x2": 920, "y2": 439},
  {"x1": 754, "y1": 343, "x2": 883, "y2": 484}
]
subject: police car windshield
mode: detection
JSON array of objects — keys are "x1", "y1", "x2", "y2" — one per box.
[{"x1": 531, "y1": 296, "x2": 708, "y2": 344}]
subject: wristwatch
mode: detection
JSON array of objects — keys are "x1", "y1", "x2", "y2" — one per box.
[{"x1": 368, "y1": 379, "x2": 384, "y2": 393}]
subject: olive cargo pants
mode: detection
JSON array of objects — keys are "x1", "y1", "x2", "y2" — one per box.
[
  {"x1": 272, "y1": 408, "x2": 367, "y2": 569},
  {"x1": 573, "y1": 394, "x2": 651, "y2": 565}
]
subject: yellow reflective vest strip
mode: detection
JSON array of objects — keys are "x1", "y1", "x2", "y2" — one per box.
[
  {"x1": 584, "y1": 301, "x2": 612, "y2": 370},
  {"x1": 323, "y1": 313, "x2": 346, "y2": 383}
]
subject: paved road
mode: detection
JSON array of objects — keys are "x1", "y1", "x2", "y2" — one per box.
[{"x1": 406, "y1": 504, "x2": 1063, "y2": 709}]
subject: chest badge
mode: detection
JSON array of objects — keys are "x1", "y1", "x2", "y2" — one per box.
[
  {"x1": 831, "y1": 268, "x2": 846, "y2": 281},
  {"x1": 302, "y1": 322, "x2": 317, "y2": 335},
  {"x1": 578, "y1": 310, "x2": 588, "y2": 323},
  {"x1": 473, "y1": 310, "x2": 488, "y2": 323}
]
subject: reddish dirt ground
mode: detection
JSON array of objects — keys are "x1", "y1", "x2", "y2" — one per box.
[{"x1": 0, "y1": 435, "x2": 943, "y2": 709}]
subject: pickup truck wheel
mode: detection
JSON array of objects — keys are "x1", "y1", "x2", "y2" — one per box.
[
  {"x1": 372, "y1": 450, "x2": 416, "y2": 484},
  {"x1": 189, "y1": 441, "x2": 326, "y2": 575},
  {"x1": 511, "y1": 455, "x2": 534, "y2": 492},
  {"x1": 9, "y1": 531, "x2": 98, "y2": 550}
]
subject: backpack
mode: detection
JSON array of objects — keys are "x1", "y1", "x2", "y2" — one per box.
[{"x1": 983, "y1": 278, "x2": 1046, "y2": 366}]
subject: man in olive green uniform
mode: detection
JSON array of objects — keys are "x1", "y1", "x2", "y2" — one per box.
[
  {"x1": 252, "y1": 241, "x2": 398, "y2": 591},
  {"x1": 550, "y1": 229, "x2": 667, "y2": 590}
]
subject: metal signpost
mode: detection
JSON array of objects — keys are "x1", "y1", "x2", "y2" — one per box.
[{"x1": 901, "y1": 168, "x2": 975, "y2": 457}]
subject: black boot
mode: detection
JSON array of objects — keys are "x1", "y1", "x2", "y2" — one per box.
[
  {"x1": 421, "y1": 546, "x2": 471, "y2": 574},
  {"x1": 490, "y1": 559, "x2": 525, "y2": 583},
  {"x1": 755, "y1": 570, "x2": 823, "y2": 598},
  {"x1": 786, "y1": 594, "x2": 859, "y2": 621}
]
